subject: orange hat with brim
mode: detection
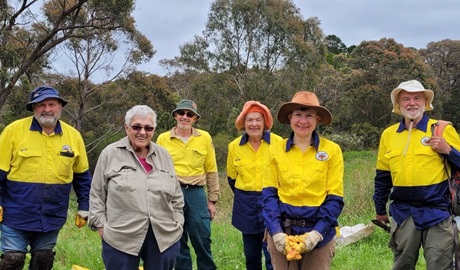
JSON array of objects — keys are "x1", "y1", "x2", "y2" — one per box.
[{"x1": 235, "y1": 101, "x2": 273, "y2": 130}]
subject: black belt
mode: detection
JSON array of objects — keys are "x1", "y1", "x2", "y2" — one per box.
[
  {"x1": 180, "y1": 184, "x2": 203, "y2": 189},
  {"x1": 282, "y1": 218, "x2": 313, "y2": 228}
]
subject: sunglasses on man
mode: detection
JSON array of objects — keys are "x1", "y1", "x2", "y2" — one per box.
[{"x1": 176, "y1": 110, "x2": 196, "y2": 118}]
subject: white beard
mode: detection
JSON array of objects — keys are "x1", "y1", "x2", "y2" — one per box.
[
  {"x1": 401, "y1": 104, "x2": 425, "y2": 120},
  {"x1": 37, "y1": 115, "x2": 58, "y2": 127}
]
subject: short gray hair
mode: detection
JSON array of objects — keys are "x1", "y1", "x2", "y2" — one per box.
[{"x1": 125, "y1": 105, "x2": 157, "y2": 128}]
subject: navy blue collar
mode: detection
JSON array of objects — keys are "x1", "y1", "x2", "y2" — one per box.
[
  {"x1": 396, "y1": 114, "x2": 429, "y2": 133},
  {"x1": 239, "y1": 131, "x2": 272, "y2": 145},
  {"x1": 30, "y1": 117, "x2": 63, "y2": 134},
  {"x1": 285, "y1": 130, "x2": 320, "y2": 151}
]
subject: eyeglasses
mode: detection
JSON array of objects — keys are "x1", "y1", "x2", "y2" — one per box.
[
  {"x1": 129, "y1": 125, "x2": 155, "y2": 132},
  {"x1": 176, "y1": 110, "x2": 196, "y2": 118}
]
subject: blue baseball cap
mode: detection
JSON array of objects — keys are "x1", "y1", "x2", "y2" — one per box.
[{"x1": 26, "y1": 86, "x2": 68, "y2": 111}]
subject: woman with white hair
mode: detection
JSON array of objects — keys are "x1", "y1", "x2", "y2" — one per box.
[{"x1": 89, "y1": 105, "x2": 184, "y2": 270}]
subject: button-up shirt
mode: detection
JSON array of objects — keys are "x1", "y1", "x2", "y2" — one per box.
[{"x1": 89, "y1": 137, "x2": 184, "y2": 255}]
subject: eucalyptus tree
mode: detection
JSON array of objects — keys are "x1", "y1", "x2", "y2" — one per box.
[
  {"x1": 420, "y1": 39, "x2": 460, "y2": 126},
  {"x1": 325, "y1": 34, "x2": 348, "y2": 55},
  {"x1": 324, "y1": 34, "x2": 349, "y2": 69},
  {"x1": 0, "y1": 0, "x2": 149, "y2": 111},
  {"x1": 161, "y1": 0, "x2": 327, "y2": 136},
  {"x1": 55, "y1": 10, "x2": 153, "y2": 132},
  {"x1": 335, "y1": 38, "x2": 435, "y2": 131}
]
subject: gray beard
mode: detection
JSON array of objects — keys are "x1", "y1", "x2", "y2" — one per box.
[{"x1": 37, "y1": 116, "x2": 58, "y2": 127}]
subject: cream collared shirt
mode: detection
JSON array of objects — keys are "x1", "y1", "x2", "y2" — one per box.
[{"x1": 89, "y1": 136, "x2": 184, "y2": 255}]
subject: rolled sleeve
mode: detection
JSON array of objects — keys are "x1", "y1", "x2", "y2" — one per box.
[{"x1": 206, "y1": 171, "x2": 220, "y2": 202}]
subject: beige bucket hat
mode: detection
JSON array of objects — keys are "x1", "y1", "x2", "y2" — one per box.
[{"x1": 390, "y1": 80, "x2": 434, "y2": 115}]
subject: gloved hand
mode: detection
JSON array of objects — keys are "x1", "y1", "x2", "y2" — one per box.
[
  {"x1": 272, "y1": 233, "x2": 288, "y2": 255},
  {"x1": 0, "y1": 206, "x2": 3, "y2": 222},
  {"x1": 286, "y1": 235, "x2": 303, "y2": 261},
  {"x1": 298, "y1": 230, "x2": 323, "y2": 253},
  {"x1": 75, "y1": 210, "x2": 89, "y2": 228}
]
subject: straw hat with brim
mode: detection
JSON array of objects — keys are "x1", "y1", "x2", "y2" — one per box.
[
  {"x1": 277, "y1": 91, "x2": 332, "y2": 125},
  {"x1": 390, "y1": 80, "x2": 434, "y2": 115},
  {"x1": 26, "y1": 86, "x2": 68, "y2": 112},
  {"x1": 171, "y1": 99, "x2": 201, "y2": 119}
]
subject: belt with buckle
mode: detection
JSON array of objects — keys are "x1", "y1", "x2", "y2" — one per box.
[
  {"x1": 180, "y1": 184, "x2": 202, "y2": 189},
  {"x1": 282, "y1": 218, "x2": 312, "y2": 228}
]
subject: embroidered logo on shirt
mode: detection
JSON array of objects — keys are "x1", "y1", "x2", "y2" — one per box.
[
  {"x1": 421, "y1": 136, "x2": 430, "y2": 146},
  {"x1": 316, "y1": 151, "x2": 329, "y2": 161}
]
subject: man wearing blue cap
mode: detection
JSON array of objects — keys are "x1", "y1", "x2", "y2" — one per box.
[{"x1": 0, "y1": 86, "x2": 92, "y2": 270}]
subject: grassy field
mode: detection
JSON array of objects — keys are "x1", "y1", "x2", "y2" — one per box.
[{"x1": 35, "y1": 151, "x2": 427, "y2": 269}]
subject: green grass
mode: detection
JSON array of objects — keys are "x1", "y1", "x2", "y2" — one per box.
[{"x1": 27, "y1": 151, "x2": 427, "y2": 269}]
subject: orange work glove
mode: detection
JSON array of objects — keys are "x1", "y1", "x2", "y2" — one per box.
[
  {"x1": 298, "y1": 230, "x2": 323, "y2": 253},
  {"x1": 0, "y1": 206, "x2": 3, "y2": 222},
  {"x1": 75, "y1": 210, "x2": 89, "y2": 228}
]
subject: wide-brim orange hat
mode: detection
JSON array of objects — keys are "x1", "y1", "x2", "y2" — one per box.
[
  {"x1": 277, "y1": 91, "x2": 332, "y2": 125},
  {"x1": 235, "y1": 101, "x2": 273, "y2": 130},
  {"x1": 390, "y1": 80, "x2": 434, "y2": 115}
]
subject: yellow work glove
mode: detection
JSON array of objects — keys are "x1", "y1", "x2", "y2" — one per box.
[
  {"x1": 299, "y1": 230, "x2": 323, "y2": 253},
  {"x1": 0, "y1": 206, "x2": 3, "y2": 222},
  {"x1": 272, "y1": 233, "x2": 288, "y2": 255},
  {"x1": 286, "y1": 235, "x2": 303, "y2": 261},
  {"x1": 75, "y1": 210, "x2": 89, "y2": 228}
]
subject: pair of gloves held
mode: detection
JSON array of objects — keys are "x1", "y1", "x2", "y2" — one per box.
[
  {"x1": 0, "y1": 206, "x2": 88, "y2": 229},
  {"x1": 75, "y1": 210, "x2": 89, "y2": 228},
  {"x1": 273, "y1": 230, "x2": 323, "y2": 260}
]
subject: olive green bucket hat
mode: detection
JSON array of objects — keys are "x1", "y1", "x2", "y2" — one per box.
[{"x1": 171, "y1": 99, "x2": 201, "y2": 119}]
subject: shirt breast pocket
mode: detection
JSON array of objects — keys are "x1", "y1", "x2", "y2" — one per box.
[
  {"x1": 16, "y1": 150, "x2": 42, "y2": 176},
  {"x1": 384, "y1": 150, "x2": 402, "y2": 175},
  {"x1": 306, "y1": 161, "x2": 329, "y2": 192},
  {"x1": 193, "y1": 148, "x2": 207, "y2": 167},
  {"x1": 56, "y1": 154, "x2": 75, "y2": 180},
  {"x1": 152, "y1": 169, "x2": 177, "y2": 199},
  {"x1": 414, "y1": 147, "x2": 441, "y2": 176},
  {"x1": 234, "y1": 157, "x2": 252, "y2": 169},
  {"x1": 109, "y1": 165, "x2": 138, "y2": 192},
  {"x1": 278, "y1": 164, "x2": 297, "y2": 188}
]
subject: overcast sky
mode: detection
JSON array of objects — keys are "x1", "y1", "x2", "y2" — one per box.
[{"x1": 132, "y1": 0, "x2": 460, "y2": 76}]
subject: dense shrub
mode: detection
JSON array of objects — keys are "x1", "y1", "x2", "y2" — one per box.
[
  {"x1": 326, "y1": 133, "x2": 365, "y2": 152},
  {"x1": 351, "y1": 123, "x2": 381, "y2": 150},
  {"x1": 212, "y1": 132, "x2": 234, "y2": 170}
]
